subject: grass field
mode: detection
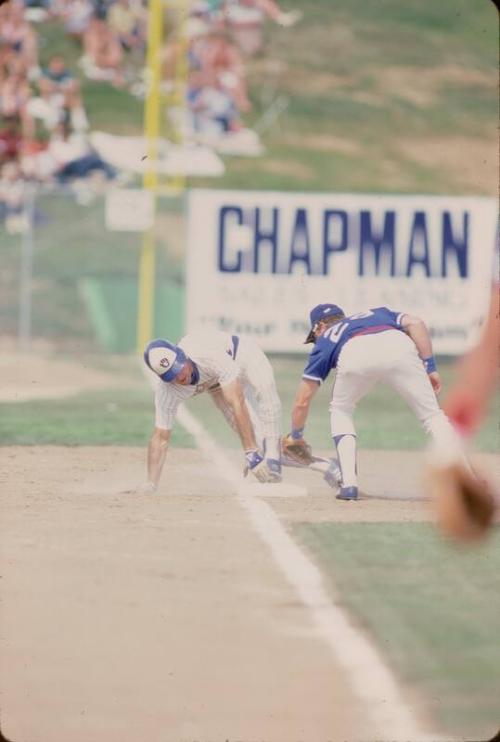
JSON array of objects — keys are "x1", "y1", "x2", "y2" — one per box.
[
  {"x1": 189, "y1": 0, "x2": 498, "y2": 195},
  {"x1": 1, "y1": 355, "x2": 498, "y2": 452},
  {"x1": 1, "y1": 4, "x2": 498, "y2": 737},
  {"x1": 296, "y1": 522, "x2": 500, "y2": 738}
]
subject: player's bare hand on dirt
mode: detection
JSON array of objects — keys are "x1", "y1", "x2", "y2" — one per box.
[{"x1": 428, "y1": 371, "x2": 441, "y2": 394}]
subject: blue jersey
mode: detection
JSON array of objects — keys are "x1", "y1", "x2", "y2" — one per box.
[{"x1": 303, "y1": 307, "x2": 406, "y2": 383}]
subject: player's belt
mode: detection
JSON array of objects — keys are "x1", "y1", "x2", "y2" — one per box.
[{"x1": 231, "y1": 334, "x2": 240, "y2": 360}]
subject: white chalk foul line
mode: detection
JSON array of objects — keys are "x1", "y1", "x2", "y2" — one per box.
[{"x1": 178, "y1": 406, "x2": 445, "y2": 742}]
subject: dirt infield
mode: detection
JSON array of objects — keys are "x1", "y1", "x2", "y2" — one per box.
[
  {"x1": 0, "y1": 444, "x2": 445, "y2": 742},
  {"x1": 1, "y1": 353, "x2": 498, "y2": 741}
]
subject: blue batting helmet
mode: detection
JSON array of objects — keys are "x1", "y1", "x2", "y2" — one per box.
[{"x1": 144, "y1": 339, "x2": 187, "y2": 382}]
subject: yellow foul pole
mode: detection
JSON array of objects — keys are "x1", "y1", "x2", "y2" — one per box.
[
  {"x1": 137, "y1": 0, "x2": 163, "y2": 352},
  {"x1": 137, "y1": 0, "x2": 188, "y2": 351}
]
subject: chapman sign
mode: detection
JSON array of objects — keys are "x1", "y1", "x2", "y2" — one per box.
[{"x1": 186, "y1": 189, "x2": 497, "y2": 353}]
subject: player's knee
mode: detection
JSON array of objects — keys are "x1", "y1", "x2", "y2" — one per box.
[
  {"x1": 270, "y1": 395, "x2": 281, "y2": 415},
  {"x1": 330, "y1": 399, "x2": 355, "y2": 415},
  {"x1": 259, "y1": 389, "x2": 281, "y2": 416},
  {"x1": 263, "y1": 401, "x2": 281, "y2": 424}
]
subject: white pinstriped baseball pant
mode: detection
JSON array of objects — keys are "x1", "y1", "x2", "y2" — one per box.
[{"x1": 210, "y1": 336, "x2": 282, "y2": 458}]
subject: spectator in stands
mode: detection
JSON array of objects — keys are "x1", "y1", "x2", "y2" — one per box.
[
  {"x1": 0, "y1": 159, "x2": 28, "y2": 233},
  {"x1": 19, "y1": 115, "x2": 117, "y2": 186},
  {"x1": 221, "y1": 0, "x2": 302, "y2": 55},
  {"x1": 38, "y1": 54, "x2": 77, "y2": 95},
  {"x1": 191, "y1": 0, "x2": 223, "y2": 15},
  {"x1": 161, "y1": 17, "x2": 208, "y2": 84},
  {"x1": 0, "y1": 57, "x2": 34, "y2": 138},
  {"x1": 0, "y1": 0, "x2": 39, "y2": 76},
  {"x1": 36, "y1": 54, "x2": 89, "y2": 131},
  {"x1": 0, "y1": 116, "x2": 23, "y2": 165},
  {"x1": 81, "y1": 15, "x2": 125, "y2": 86},
  {"x1": 162, "y1": 4, "x2": 274, "y2": 144},
  {"x1": 46, "y1": 117, "x2": 117, "y2": 183},
  {"x1": 193, "y1": 0, "x2": 301, "y2": 28},
  {"x1": 23, "y1": 0, "x2": 50, "y2": 7},
  {"x1": 107, "y1": 0, "x2": 145, "y2": 53},
  {"x1": 90, "y1": 0, "x2": 113, "y2": 21},
  {"x1": 235, "y1": 0, "x2": 302, "y2": 27},
  {"x1": 198, "y1": 29, "x2": 251, "y2": 112},
  {"x1": 188, "y1": 70, "x2": 243, "y2": 136},
  {"x1": 219, "y1": 0, "x2": 263, "y2": 56},
  {"x1": 55, "y1": 0, "x2": 93, "y2": 40},
  {"x1": 22, "y1": 0, "x2": 50, "y2": 24},
  {"x1": 0, "y1": 64, "x2": 30, "y2": 119}
]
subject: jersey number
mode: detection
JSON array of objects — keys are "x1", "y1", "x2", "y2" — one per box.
[
  {"x1": 323, "y1": 310, "x2": 374, "y2": 344},
  {"x1": 324, "y1": 322, "x2": 349, "y2": 343}
]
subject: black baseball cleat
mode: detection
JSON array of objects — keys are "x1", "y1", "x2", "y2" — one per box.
[{"x1": 336, "y1": 486, "x2": 358, "y2": 501}]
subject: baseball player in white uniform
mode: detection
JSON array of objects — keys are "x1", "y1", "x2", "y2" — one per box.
[
  {"x1": 289, "y1": 303, "x2": 465, "y2": 501},
  {"x1": 141, "y1": 331, "x2": 283, "y2": 491}
]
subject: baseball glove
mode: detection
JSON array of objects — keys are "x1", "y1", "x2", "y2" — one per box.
[
  {"x1": 427, "y1": 460, "x2": 497, "y2": 543},
  {"x1": 281, "y1": 434, "x2": 313, "y2": 466}
]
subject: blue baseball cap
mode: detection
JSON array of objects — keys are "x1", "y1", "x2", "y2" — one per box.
[
  {"x1": 305, "y1": 303, "x2": 345, "y2": 343},
  {"x1": 144, "y1": 339, "x2": 187, "y2": 381}
]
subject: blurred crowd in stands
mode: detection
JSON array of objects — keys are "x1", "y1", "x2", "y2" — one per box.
[
  {"x1": 165, "y1": 0, "x2": 301, "y2": 139},
  {"x1": 0, "y1": 0, "x2": 301, "y2": 231}
]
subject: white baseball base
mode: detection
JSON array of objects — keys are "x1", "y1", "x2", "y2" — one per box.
[{"x1": 237, "y1": 481, "x2": 308, "y2": 498}]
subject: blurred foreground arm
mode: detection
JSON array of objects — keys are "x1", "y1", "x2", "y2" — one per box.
[
  {"x1": 443, "y1": 287, "x2": 499, "y2": 434},
  {"x1": 426, "y1": 287, "x2": 499, "y2": 542}
]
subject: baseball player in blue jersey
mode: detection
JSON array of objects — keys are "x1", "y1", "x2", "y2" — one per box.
[
  {"x1": 289, "y1": 303, "x2": 464, "y2": 501},
  {"x1": 140, "y1": 331, "x2": 283, "y2": 492}
]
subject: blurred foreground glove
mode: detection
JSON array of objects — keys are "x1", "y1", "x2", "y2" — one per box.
[
  {"x1": 281, "y1": 434, "x2": 313, "y2": 466},
  {"x1": 426, "y1": 459, "x2": 496, "y2": 543},
  {"x1": 244, "y1": 450, "x2": 277, "y2": 483}
]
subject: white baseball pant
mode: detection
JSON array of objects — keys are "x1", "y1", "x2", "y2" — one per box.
[{"x1": 330, "y1": 330, "x2": 462, "y2": 488}]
